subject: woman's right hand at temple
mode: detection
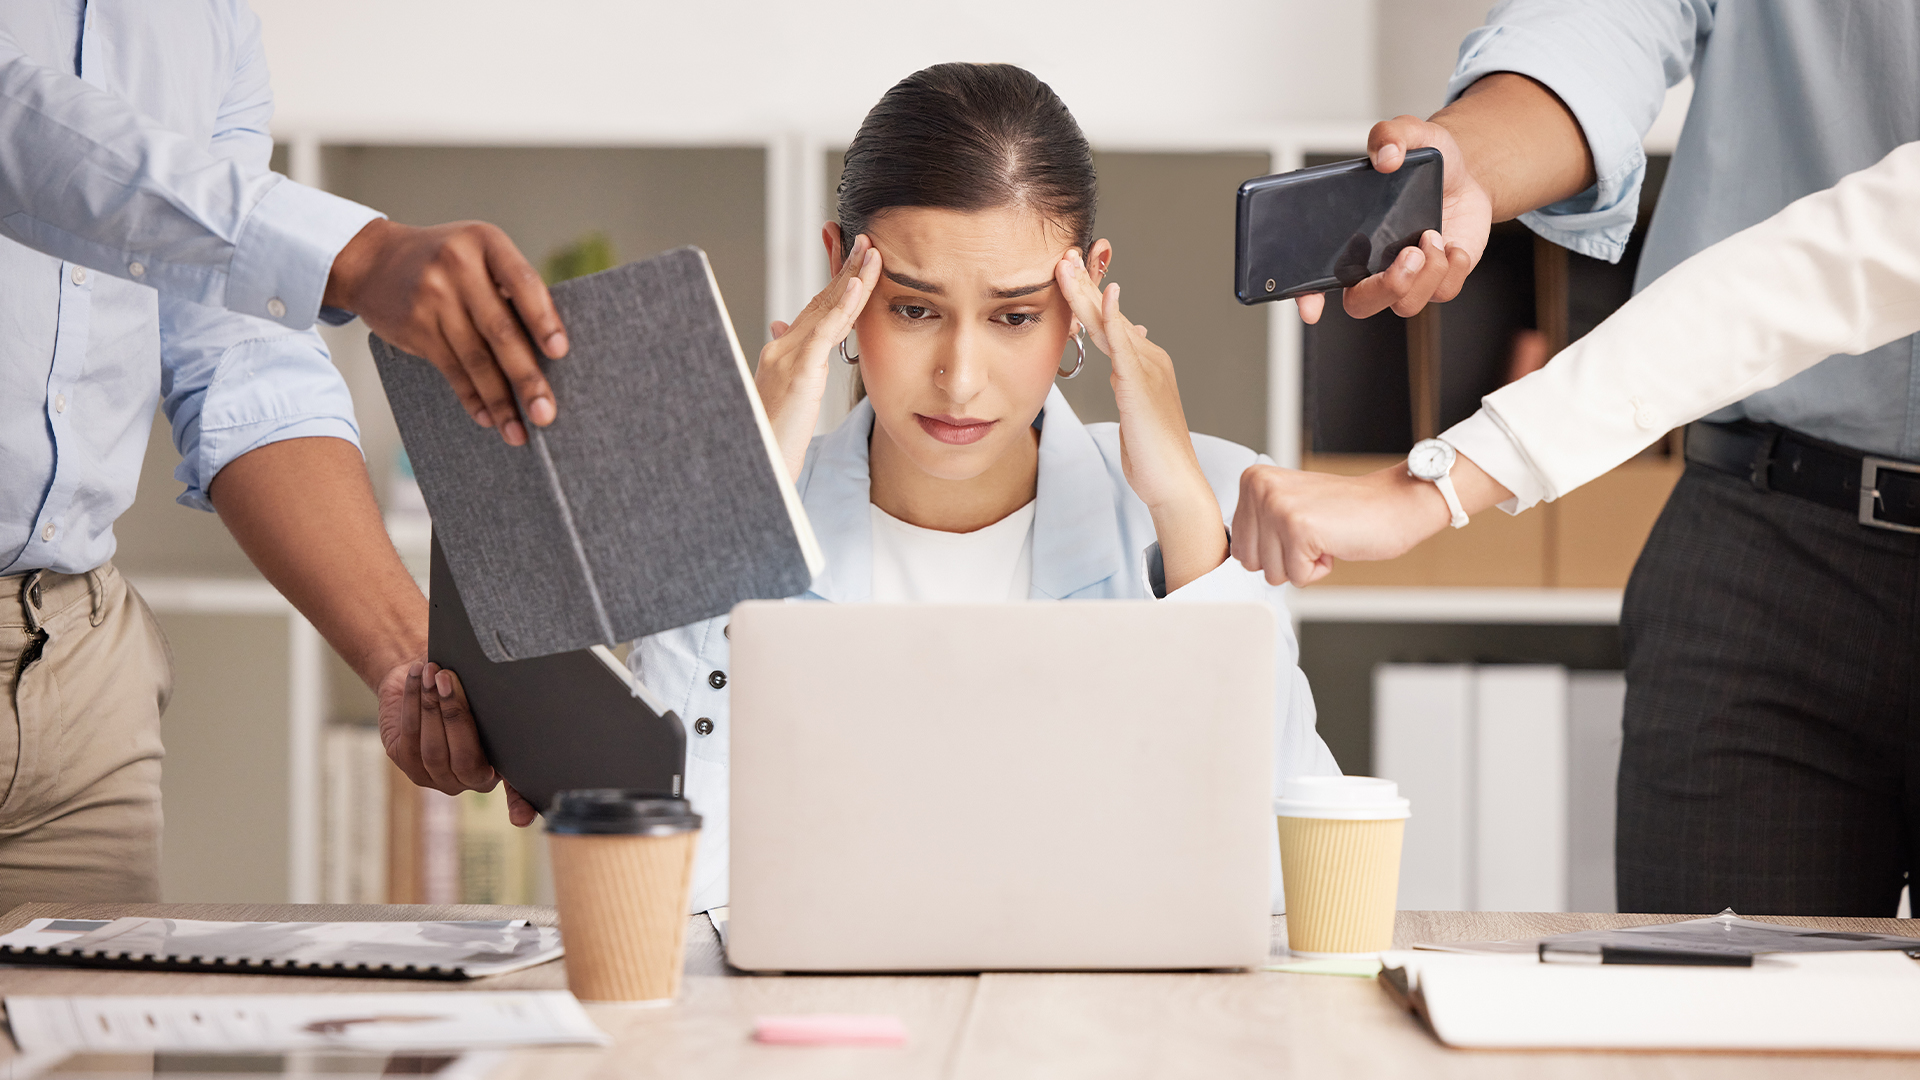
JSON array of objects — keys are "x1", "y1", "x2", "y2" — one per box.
[{"x1": 755, "y1": 233, "x2": 882, "y2": 480}]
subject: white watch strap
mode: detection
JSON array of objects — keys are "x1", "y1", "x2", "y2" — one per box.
[{"x1": 1434, "y1": 473, "x2": 1469, "y2": 529}]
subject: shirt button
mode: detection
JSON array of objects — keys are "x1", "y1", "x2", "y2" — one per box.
[
  {"x1": 266, "y1": 297, "x2": 287, "y2": 319},
  {"x1": 694, "y1": 717, "x2": 714, "y2": 736},
  {"x1": 707, "y1": 670, "x2": 727, "y2": 690},
  {"x1": 54, "y1": 393, "x2": 67, "y2": 413},
  {"x1": 70, "y1": 266, "x2": 87, "y2": 286},
  {"x1": 128, "y1": 261, "x2": 145, "y2": 278},
  {"x1": 41, "y1": 523, "x2": 56, "y2": 542}
]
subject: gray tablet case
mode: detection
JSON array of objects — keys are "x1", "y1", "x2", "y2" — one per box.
[
  {"x1": 372, "y1": 246, "x2": 823, "y2": 662},
  {"x1": 428, "y1": 534, "x2": 684, "y2": 811}
]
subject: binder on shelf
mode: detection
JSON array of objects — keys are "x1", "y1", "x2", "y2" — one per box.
[
  {"x1": 1473, "y1": 666, "x2": 1568, "y2": 913},
  {"x1": 1371, "y1": 663, "x2": 1574, "y2": 912},
  {"x1": 1373, "y1": 664, "x2": 1472, "y2": 910}
]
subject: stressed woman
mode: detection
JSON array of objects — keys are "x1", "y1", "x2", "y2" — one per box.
[{"x1": 634, "y1": 63, "x2": 1339, "y2": 914}]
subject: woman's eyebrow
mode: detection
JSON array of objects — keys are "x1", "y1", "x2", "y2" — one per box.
[
  {"x1": 884, "y1": 269, "x2": 944, "y2": 295},
  {"x1": 882, "y1": 270, "x2": 1054, "y2": 299},
  {"x1": 990, "y1": 281, "x2": 1055, "y2": 299}
]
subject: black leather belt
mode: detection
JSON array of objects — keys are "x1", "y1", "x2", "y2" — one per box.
[{"x1": 1685, "y1": 420, "x2": 1920, "y2": 533}]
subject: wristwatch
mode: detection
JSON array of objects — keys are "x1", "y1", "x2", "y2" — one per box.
[{"x1": 1408, "y1": 438, "x2": 1470, "y2": 529}]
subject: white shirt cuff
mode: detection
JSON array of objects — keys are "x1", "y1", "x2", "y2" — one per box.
[
  {"x1": 1142, "y1": 540, "x2": 1267, "y2": 603},
  {"x1": 1441, "y1": 409, "x2": 1549, "y2": 515}
]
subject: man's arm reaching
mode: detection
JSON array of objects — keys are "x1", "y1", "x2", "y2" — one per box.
[{"x1": 207, "y1": 436, "x2": 535, "y2": 825}]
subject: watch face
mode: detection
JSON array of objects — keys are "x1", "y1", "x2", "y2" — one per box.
[{"x1": 1408, "y1": 439, "x2": 1454, "y2": 481}]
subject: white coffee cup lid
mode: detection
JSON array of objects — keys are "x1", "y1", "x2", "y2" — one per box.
[{"x1": 1273, "y1": 775, "x2": 1411, "y2": 820}]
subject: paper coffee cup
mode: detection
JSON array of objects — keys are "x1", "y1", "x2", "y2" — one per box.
[
  {"x1": 1274, "y1": 775, "x2": 1410, "y2": 958},
  {"x1": 546, "y1": 790, "x2": 702, "y2": 1004}
]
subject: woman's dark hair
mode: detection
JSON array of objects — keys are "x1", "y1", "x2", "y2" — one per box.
[{"x1": 837, "y1": 63, "x2": 1096, "y2": 259}]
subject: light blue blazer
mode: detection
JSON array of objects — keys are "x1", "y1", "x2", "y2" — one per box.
[{"x1": 632, "y1": 387, "x2": 1341, "y2": 913}]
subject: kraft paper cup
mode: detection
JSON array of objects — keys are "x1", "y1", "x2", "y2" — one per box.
[
  {"x1": 546, "y1": 790, "x2": 701, "y2": 1004},
  {"x1": 1275, "y1": 776, "x2": 1410, "y2": 958}
]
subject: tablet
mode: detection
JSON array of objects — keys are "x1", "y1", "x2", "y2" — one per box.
[{"x1": 426, "y1": 534, "x2": 686, "y2": 813}]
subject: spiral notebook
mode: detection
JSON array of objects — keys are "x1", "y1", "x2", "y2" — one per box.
[{"x1": 0, "y1": 918, "x2": 563, "y2": 981}]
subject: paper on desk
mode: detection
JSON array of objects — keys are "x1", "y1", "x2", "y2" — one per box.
[
  {"x1": 1380, "y1": 949, "x2": 1920, "y2": 1052},
  {"x1": 1262, "y1": 957, "x2": 1383, "y2": 977},
  {"x1": 0, "y1": 919, "x2": 110, "y2": 951},
  {"x1": 2, "y1": 1049, "x2": 505, "y2": 1080},
  {"x1": 3, "y1": 992, "x2": 611, "y2": 1055},
  {"x1": 0, "y1": 918, "x2": 563, "y2": 978}
]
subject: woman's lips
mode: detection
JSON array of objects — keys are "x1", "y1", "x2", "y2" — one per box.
[{"x1": 916, "y1": 413, "x2": 997, "y2": 445}]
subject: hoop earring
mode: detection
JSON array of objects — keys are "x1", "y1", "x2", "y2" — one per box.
[
  {"x1": 1057, "y1": 329, "x2": 1086, "y2": 380},
  {"x1": 838, "y1": 338, "x2": 859, "y2": 365}
]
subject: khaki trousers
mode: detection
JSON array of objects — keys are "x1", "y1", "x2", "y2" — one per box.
[{"x1": 0, "y1": 563, "x2": 170, "y2": 912}]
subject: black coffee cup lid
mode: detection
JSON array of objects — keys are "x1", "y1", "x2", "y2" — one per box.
[{"x1": 545, "y1": 789, "x2": 702, "y2": 836}]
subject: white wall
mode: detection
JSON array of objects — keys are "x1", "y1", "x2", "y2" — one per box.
[
  {"x1": 252, "y1": 0, "x2": 1380, "y2": 143},
  {"x1": 1376, "y1": 0, "x2": 1492, "y2": 120}
]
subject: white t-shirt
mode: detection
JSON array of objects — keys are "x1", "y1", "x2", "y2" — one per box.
[{"x1": 869, "y1": 500, "x2": 1036, "y2": 603}]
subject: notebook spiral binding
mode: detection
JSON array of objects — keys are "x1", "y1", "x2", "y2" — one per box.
[{"x1": 0, "y1": 943, "x2": 472, "y2": 980}]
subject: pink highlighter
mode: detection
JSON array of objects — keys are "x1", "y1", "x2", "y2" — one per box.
[{"x1": 753, "y1": 1014, "x2": 908, "y2": 1047}]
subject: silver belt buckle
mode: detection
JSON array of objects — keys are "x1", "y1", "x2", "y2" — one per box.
[{"x1": 1859, "y1": 456, "x2": 1920, "y2": 533}]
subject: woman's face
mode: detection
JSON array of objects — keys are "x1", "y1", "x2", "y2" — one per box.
[{"x1": 831, "y1": 206, "x2": 1108, "y2": 483}]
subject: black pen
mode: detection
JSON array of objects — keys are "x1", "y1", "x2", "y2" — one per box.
[{"x1": 1539, "y1": 943, "x2": 1754, "y2": 967}]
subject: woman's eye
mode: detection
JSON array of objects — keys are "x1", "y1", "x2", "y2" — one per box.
[
  {"x1": 999, "y1": 312, "x2": 1041, "y2": 327},
  {"x1": 891, "y1": 304, "x2": 933, "y2": 321}
]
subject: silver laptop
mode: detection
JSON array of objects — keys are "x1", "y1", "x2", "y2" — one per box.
[{"x1": 725, "y1": 601, "x2": 1275, "y2": 972}]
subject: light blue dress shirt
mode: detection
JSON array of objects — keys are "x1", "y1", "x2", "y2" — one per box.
[
  {"x1": 0, "y1": 0, "x2": 384, "y2": 575},
  {"x1": 1451, "y1": 0, "x2": 1920, "y2": 459},
  {"x1": 634, "y1": 388, "x2": 1343, "y2": 914}
]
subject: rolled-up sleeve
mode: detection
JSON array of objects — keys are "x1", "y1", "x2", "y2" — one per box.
[
  {"x1": 153, "y1": 0, "x2": 359, "y2": 509},
  {"x1": 161, "y1": 297, "x2": 360, "y2": 511},
  {"x1": 0, "y1": 12, "x2": 380, "y2": 331},
  {"x1": 1447, "y1": 0, "x2": 1712, "y2": 262}
]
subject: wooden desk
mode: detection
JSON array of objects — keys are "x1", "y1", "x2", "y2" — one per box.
[{"x1": 3, "y1": 903, "x2": 1916, "y2": 1078}]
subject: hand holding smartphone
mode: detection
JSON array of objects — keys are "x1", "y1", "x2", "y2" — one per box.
[{"x1": 1234, "y1": 148, "x2": 1443, "y2": 305}]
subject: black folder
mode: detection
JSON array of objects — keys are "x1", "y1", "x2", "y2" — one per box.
[{"x1": 427, "y1": 533, "x2": 685, "y2": 811}]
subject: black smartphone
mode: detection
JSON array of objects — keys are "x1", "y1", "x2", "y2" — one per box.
[{"x1": 1233, "y1": 147, "x2": 1442, "y2": 304}]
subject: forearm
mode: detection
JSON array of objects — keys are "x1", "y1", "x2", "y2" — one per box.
[
  {"x1": 1465, "y1": 141, "x2": 1920, "y2": 503},
  {"x1": 1432, "y1": 73, "x2": 1596, "y2": 222},
  {"x1": 209, "y1": 437, "x2": 425, "y2": 687},
  {"x1": 1389, "y1": 452, "x2": 1515, "y2": 529},
  {"x1": 1151, "y1": 493, "x2": 1231, "y2": 595}
]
